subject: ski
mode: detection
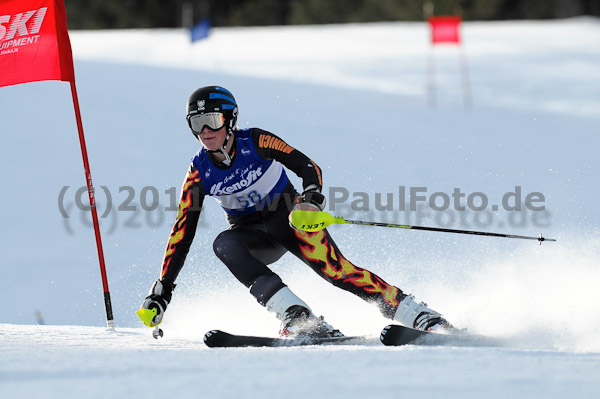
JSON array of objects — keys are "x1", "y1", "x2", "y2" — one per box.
[
  {"x1": 204, "y1": 329, "x2": 365, "y2": 348},
  {"x1": 380, "y1": 324, "x2": 502, "y2": 347}
]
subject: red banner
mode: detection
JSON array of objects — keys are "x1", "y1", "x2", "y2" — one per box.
[
  {"x1": 0, "y1": 0, "x2": 74, "y2": 87},
  {"x1": 428, "y1": 16, "x2": 462, "y2": 45}
]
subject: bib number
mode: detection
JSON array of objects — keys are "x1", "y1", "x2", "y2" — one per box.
[{"x1": 236, "y1": 190, "x2": 263, "y2": 208}]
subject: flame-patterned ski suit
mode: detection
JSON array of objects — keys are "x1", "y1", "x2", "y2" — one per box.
[{"x1": 159, "y1": 128, "x2": 405, "y2": 318}]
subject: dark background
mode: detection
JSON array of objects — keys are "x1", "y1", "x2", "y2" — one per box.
[{"x1": 65, "y1": 0, "x2": 600, "y2": 29}]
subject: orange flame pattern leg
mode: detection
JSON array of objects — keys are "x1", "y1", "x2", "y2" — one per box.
[{"x1": 294, "y1": 228, "x2": 403, "y2": 319}]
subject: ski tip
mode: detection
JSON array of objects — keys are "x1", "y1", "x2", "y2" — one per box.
[
  {"x1": 380, "y1": 324, "x2": 432, "y2": 346},
  {"x1": 203, "y1": 330, "x2": 228, "y2": 348},
  {"x1": 380, "y1": 324, "x2": 393, "y2": 343},
  {"x1": 203, "y1": 329, "x2": 220, "y2": 340}
]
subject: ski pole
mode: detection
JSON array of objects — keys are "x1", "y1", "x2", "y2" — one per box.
[
  {"x1": 289, "y1": 210, "x2": 556, "y2": 244},
  {"x1": 136, "y1": 308, "x2": 164, "y2": 339}
]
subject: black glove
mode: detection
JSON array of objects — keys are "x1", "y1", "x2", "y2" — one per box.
[
  {"x1": 289, "y1": 188, "x2": 326, "y2": 230},
  {"x1": 298, "y1": 187, "x2": 326, "y2": 211},
  {"x1": 139, "y1": 279, "x2": 176, "y2": 327}
]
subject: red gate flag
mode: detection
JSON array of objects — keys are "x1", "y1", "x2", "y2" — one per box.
[
  {"x1": 1, "y1": 0, "x2": 114, "y2": 328},
  {"x1": 0, "y1": 0, "x2": 74, "y2": 87},
  {"x1": 428, "y1": 16, "x2": 462, "y2": 45}
]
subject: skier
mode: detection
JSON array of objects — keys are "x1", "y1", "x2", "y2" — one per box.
[{"x1": 139, "y1": 86, "x2": 454, "y2": 338}]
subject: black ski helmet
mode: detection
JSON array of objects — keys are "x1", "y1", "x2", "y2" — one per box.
[{"x1": 186, "y1": 86, "x2": 238, "y2": 139}]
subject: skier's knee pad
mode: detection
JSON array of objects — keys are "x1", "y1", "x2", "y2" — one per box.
[{"x1": 212, "y1": 231, "x2": 241, "y2": 261}]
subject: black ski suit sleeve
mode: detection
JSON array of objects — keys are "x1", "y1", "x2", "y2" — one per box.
[
  {"x1": 159, "y1": 163, "x2": 205, "y2": 284},
  {"x1": 251, "y1": 128, "x2": 323, "y2": 192}
]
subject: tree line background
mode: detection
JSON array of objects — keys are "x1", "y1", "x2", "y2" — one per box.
[{"x1": 65, "y1": 0, "x2": 600, "y2": 29}]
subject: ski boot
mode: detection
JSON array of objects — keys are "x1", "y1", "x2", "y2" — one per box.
[
  {"x1": 279, "y1": 305, "x2": 344, "y2": 339},
  {"x1": 394, "y1": 295, "x2": 455, "y2": 332}
]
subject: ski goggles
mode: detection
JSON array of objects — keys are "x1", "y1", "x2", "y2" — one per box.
[{"x1": 188, "y1": 112, "x2": 226, "y2": 133}]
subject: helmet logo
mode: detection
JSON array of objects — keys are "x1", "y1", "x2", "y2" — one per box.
[{"x1": 197, "y1": 100, "x2": 205, "y2": 111}]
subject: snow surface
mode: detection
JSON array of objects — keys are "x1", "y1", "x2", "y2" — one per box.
[{"x1": 1, "y1": 18, "x2": 600, "y2": 398}]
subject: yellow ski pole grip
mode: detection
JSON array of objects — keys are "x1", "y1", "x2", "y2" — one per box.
[
  {"x1": 289, "y1": 210, "x2": 346, "y2": 232},
  {"x1": 136, "y1": 308, "x2": 158, "y2": 327}
]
